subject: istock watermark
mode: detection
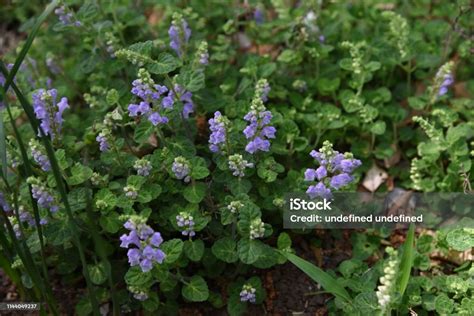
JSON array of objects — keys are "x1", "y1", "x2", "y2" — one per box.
[
  {"x1": 283, "y1": 190, "x2": 474, "y2": 229},
  {"x1": 289, "y1": 198, "x2": 332, "y2": 211}
]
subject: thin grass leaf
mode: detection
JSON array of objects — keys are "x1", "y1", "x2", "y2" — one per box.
[
  {"x1": 2, "y1": 0, "x2": 60, "y2": 92},
  {"x1": 283, "y1": 252, "x2": 352, "y2": 303},
  {"x1": 398, "y1": 223, "x2": 415, "y2": 296},
  {"x1": 0, "y1": 108, "x2": 7, "y2": 180}
]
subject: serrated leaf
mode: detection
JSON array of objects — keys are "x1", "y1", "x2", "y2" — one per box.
[
  {"x1": 446, "y1": 228, "x2": 474, "y2": 251},
  {"x1": 161, "y1": 239, "x2": 183, "y2": 264},
  {"x1": 148, "y1": 53, "x2": 181, "y2": 75},
  {"x1": 176, "y1": 68, "x2": 205, "y2": 92},
  {"x1": 124, "y1": 266, "x2": 152, "y2": 286}
]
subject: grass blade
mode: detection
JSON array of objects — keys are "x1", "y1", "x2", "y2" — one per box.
[
  {"x1": 0, "y1": 108, "x2": 7, "y2": 180},
  {"x1": 398, "y1": 223, "x2": 415, "y2": 296},
  {"x1": 284, "y1": 252, "x2": 352, "y2": 303}
]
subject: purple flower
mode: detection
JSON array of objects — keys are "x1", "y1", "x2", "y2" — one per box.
[
  {"x1": 0, "y1": 192, "x2": 11, "y2": 212},
  {"x1": 208, "y1": 111, "x2": 229, "y2": 153},
  {"x1": 240, "y1": 284, "x2": 257, "y2": 303},
  {"x1": 319, "y1": 35, "x2": 325, "y2": 43},
  {"x1": 164, "y1": 85, "x2": 195, "y2": 119},
  {"x1": 55, "y1": 5, "x2": 81, "y2": 27},
  {"x1": 197, "y1": 41, "x2": 209, "y2": 65},
  {"x1": 330, "y1": 173, "x2": 353, "y2": 189},
  {"x1": 304, "y1": 169, "x2": 317, "y2": 181},
  {"x1": 128, "y1": 69, "x2": 171, "y2": 126},
  {"x1": 134, "y1": 158, "x2": 152, "y2": 176},
  {"x1": 96, "y1": 130, "x2": 111, "y2": 152},
  {"x1": 254, "y1": 8, "x2": 265, "y2": 25},
  {"x1": 120, "y1": 218, "x2": 166, "y2": 273},
  {"x1": 338, "y1": 159, "x2": 362, "y2": 173},
  {"x1": 304, "y1": 141, "x2": 361, "y2": 199},
  {"x1": 172, "y1": 157, "x2": 191, "y2": 182},
  {"x1": 32, "y1": 89, "x2": 69, "y2": 139},
  {"x1": 306, "y1": 182, "x2": 331, "y2": 199},
  {"x1": 169, "y1": 13, "x2": 191, "y2": 57},
  {"x1": 438, "y1": 73, "x2": 454, "y2": 96},
  {"x1": 176, "y1": 212, "x2": 195, "y2": 237},
  {"x1": 243, "y1": 103, "x2": 275, "y2": 153},
  {"x1": 30, "y1": 140, "x2": 50, "y2": 171},
  {"x1": 434, "y1": 62, "x2": 454, "y2": 98},
  {"x1": 28, "y1": 177, "x2": 59, "y2": 213},
  {"x1": 228, "y1": 154, "x2": 254, "y2": 177},
  {"x1": 124, "y1": 186, "x2": 138, "y2": 200},
  {"x1": 315, "y1": 166, "x2": 327, "y2": 180},
  {"x1": 133, "y1": 291, "x2": 148, "y2": 301},
  {"x1": 18, "y1": 206, "x2": 38, "y2": 227}
]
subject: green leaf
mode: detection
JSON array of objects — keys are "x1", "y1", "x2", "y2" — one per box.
[
  {"x1": 256, "y1": 157, "x2": 284, "y2": 183},
  {"x1": 408, "y1": 96, "x2": 426, "y2": 110},
  {"x1": 99, "y1": 212, "x2": 121, "y2": 233},
  {"x1": 353, "y1": 292, "x2": 379, "y2": 313},
  {"x1": 134, "y1": 120, "x2": 154, "y2": 144},
  {"x1": 277, "y1": 49, "x2": 302, "y2": 64},
  {"x1": 365, "y1": 61, "x2": 381, "y2": 72},
  {"x1": 316, "y1": 78, "x2": 340, "y2": 95},
  {"x1": 398, "y1": 224, "x2": 415, "y2": 296},
  {"x1": 184, "y1": 240, "x2": 205, "y2": 262},
  {"x1": 191, "y1": 157, "x2": 210, "y2": 179},
  {"x1": 148, "y1": 53, "x2": 181, "y2": 75},
  {"x1": 55, "y1": 149, "x2": 69, "y2": 170},
  {"x1": 94, "y1": 189, "x2": 117, "y2": 211},
  {"x1": 124, "y1": 266, "x2": 152, "y2": 286},
  {"x1": 162, "y1": 239, "x2": 184, "y2": 264},
  {"x1": 435, "y1": 293, "x2": 454, "y2": 314},
  {"x1": 227, "y1": 294, "x2": 247, "y2": 316},
  {"x1": 88, "y1": 262, "x2": 108, "y2": 285},
  {"x1": 369, "y1": 121, "x2": 386, "y2": 135},
  {"x1": 237, "y1": 239, "x2": 263, "y2": 264},
  {"x1": 142, "y1": 292, "x2": 160, "y2": 311},
  {"x1": 43, "y1": 220, "x2": 72, "y2": 246},
  {"x1": 182, "y1": 276, "x2": 209, "y2": 302},
  {"x1": 228, "y1": 178, "x2": 251, "y2": 195},
  {"x1": 446, "y1": 228, "x2": 474, "y2": 251},
  {"x1": 67, "y1": 163, "x2": 93, "y2": 185},
  {"x1": 446, "y1": 124, "x2": 471, "y2": 145},
  {"x1": 284, "y1": 252, "x2": 351, "y2": 302},
  {"x1": 212, "y1": 237, "x2": 238, "y2": 263},
  {"x1": 183, "y1": 182, "x2": 207, "y2": 203},
  {"x1": 176, "y1": 68, "x2": 205, "y2": 92},
  {"x1": 277, "y1": 232, "x2": 292, "y2": 250}
]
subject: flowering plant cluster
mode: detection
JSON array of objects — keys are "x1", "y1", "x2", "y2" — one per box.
[
  {"x1": 305, "y1": 141, "x2": 361, "y2": 199},
  {"x1": 0, "y1": 1, "x2": 472, "y2": 315}
]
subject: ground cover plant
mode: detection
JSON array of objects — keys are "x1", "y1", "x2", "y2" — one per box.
[{"x1": 0, "y1": 0, "x2": 473, "y2": 315}]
